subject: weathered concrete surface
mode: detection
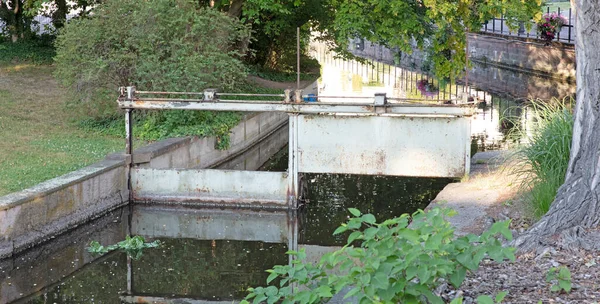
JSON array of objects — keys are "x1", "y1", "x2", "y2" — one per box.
[
  {"x1": 0, "y1": 207, "x2": 128, "y2": 304},
  {"x1": 131, "y1": 168, "x2": 289, "y2": 207},
  {"x1": 0, "y1": 159, "x2": 128, "y2": 259},
  {"x1": 129, "y1": 111, "x2": 289, "y2": 170},
  {"x1": 428, "y1": 151, "x2": 518, "y2": 236}
]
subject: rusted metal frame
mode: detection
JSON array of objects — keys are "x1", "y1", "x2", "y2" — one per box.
[
  {"x1": 123, "y1": 87, "x2": 135, "y2": 204},
  {"x1": 117, "y1": 100, "x2": 473, "y2": 116}
]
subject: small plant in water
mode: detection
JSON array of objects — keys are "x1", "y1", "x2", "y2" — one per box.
[
  {"x1": 87, "y1": 235, "x2": 161, "y2": 260},
  {"x1": 546, "y1": 266, "x2": 572, "y2": 293},
  {"x1": 241, "y1": 207, "x2": 515, "y2": 304}
]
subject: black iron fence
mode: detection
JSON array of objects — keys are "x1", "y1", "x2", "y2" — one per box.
[{"x1": 481, "y1": 7, "x2": 575, "y2": 44}]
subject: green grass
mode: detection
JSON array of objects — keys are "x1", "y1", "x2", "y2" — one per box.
[
  {"x1": 0, "y1": 62, "x2": 289, "y2": 196},
  {"x1": 508, "y1": 98, "x2": 573, "y2": 218},
  {"x1": 543, "y1": 1, "x2": 572, "y2": 13},
  {"x1": 247, "y1": 65, "x2": 320, "y2": 82},
  {"x1": 0, "y1": 64, "x2": 125, "y2": 195}
]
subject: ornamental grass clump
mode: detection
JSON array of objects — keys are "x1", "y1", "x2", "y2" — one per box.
[
  {"x1": 242, "y1": 207, "x2": 514, "y2": 304},
  {"x1": 509, "y1": 99, "x2": 574, "y2": 218}
]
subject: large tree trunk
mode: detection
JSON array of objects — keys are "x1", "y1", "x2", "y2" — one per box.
[{"x1": 514, "y1": 0, "x2": 600, "y2": 252}]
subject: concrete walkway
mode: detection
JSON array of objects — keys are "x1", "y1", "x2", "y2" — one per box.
[{"x1": 427, "y1": 151, "x2": 520, "y2": 236}]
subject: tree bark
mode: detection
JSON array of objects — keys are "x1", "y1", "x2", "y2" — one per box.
[
  {"x1": 514, "y1": 0, "x2": 600, "y2": 252},
  {"x1": 52, "y1": 0, "x2": 68, "y2": 29}
]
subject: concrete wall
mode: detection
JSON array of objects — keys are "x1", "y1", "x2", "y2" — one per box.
[
  {"x1": 0, "y1": 159, "x2": 128, "y2": 259},
  {"x1": 132, "y1": 112, "x2": 288, "y2": 170},
  {"x1": 350, "y1": 32, "x2": 575, "y2": 81},
  {"x1": 0, "y1": 111, "x2": 289, "y2": 259}
]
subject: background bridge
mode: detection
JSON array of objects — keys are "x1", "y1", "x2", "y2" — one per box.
[{"x1": 118, "y1": 87, "x2": 475, "y2": 209}]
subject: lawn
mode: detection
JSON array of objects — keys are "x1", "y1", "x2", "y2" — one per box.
[
  {"x1": 544, "y1": 1, "x2": 572, "y2": 13},
  {"x1": 0, "y1": 64, "x2": 124, "y2": 196}
]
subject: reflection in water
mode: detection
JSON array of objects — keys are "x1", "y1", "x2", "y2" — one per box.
[
  {"x1": 312, "y1": 44, "x2": 575, "y2": 151},
  {"x1": 4, "y1": 173, "x2": 451, "y2": 303},
  {"x1": 299, "y1": 174, "x2": 453, "y2": 246},
  {"x1": 132, "y1": 239, "x2": 287, "y2": 301}
]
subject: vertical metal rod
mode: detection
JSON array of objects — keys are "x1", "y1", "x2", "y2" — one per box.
[
  {"x1": 557, "y1": 8, "x2": 561, "y2": 41},
  {"x1": 297, "y1": 27, "x2": 300, "y2": 90},
  {"x1": 288, "y1": 115, "x2": 299, "y2": 209},
  {"x1": 493, "y1": 17, "x2": 496, "y2": 33},
  {"x1": 568, "y1": 8, "x2": 572, "y2": 43},
  {"x1": 500, "y1": 15, "x2": 504, "y2": 34},
  {"x1": 465, "y1": 30, "x2": 469, "y2": 93}
]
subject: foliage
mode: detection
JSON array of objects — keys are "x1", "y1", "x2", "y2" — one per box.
[
  {"x1": 248, "y1": 63, "x2": 320, "y2": 82},
  {"x1": 88, "y1": 235, "x2": 161, "y2": 260},
  {"x1": 0, "y1": 35, "x2": 55, "y2": 64},
  {"x1": 537, "y1": 13, "x2": 568, "y2": 44},
  {"x1": 546, "y1": 266, "x2": 572, "y2": 293},
  {"x1": 242, "y1": 207, "x2": 515, "y2": 304},
  {"x1": 54, "y1": 0, "x2": 251, "y2": 143},
  {"x1": 329, "y1": 0, "x2": 542, "y2": 79},
  {"x1": 509, "y1": 99, "x2": 574, "y2": 218}
]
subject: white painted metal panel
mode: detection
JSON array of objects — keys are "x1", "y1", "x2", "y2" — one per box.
[
  {"x1": 296, "y1": 114, "x2": 471, "y2": 177},
  {"x1": 131, "y1": 168, "x2": 288, "y2": 207}
]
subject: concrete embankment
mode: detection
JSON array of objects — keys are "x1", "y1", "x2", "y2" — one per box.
[
  {"x1": 0, "y1": 108, "x2": 295, "y2": 259},
  {"x1": 427, "y1": 151, "x2": 520, "y2": 236}
]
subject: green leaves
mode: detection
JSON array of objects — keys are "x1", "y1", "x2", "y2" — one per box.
[
  {"x1": 243, "y1": 207, "x2": 516, "y2": 303},
  {"x1": 546, "y1": 266, "x2": 572, "y2": 293},
  {"x1": 87, "y1": 235, "x2": 161, "y2": 260}
]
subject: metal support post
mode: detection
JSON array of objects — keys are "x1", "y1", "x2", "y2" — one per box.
[
  {"x1": 203, "y1": 89, "x2": 217, "y2": 101},
  {"x1": 284, "y1": 89, "x2": 292, "y2": 103},
  {"x1": 125, "y1": 86, "x2": 135, "y2": 205},
  {"x1": 374, "y1": 93, "x2": 387, "y2": 114},
  {"x1": 288, "y1": 114, "x2": 299, "y2": 209},
  {"x1": 294, "y1": 90, "x2": 303, "y2": 103}
]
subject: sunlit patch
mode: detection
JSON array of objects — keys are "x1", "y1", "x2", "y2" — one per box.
[{"x1": 3, "y1": 64, "x2": 36, "y2": 72}]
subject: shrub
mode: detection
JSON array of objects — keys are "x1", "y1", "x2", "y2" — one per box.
[
  {"x1": 55, "y1": 0, "x2": 251, "y2": 142},
  {"x1": 242, "y1": 208, "x2": 515, "y2": 304},
  {"x1": 509, "y1": 99, "x2": 573, "y2": 218}
]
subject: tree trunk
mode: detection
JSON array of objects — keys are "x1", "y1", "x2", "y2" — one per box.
[
  {"x1": 514, "y1": 0, "x2": 600, "y2": 252},
  {"x1": 52, "y1": 0, "x2": 68, "y2": 29},
  {"x1": 227, "y1": 0, "x2": 244, "y2": 18}
]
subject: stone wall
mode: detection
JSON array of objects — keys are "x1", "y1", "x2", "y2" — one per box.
[{"x1": 350, "y1": 33, "x2": 575, "y2": 81}]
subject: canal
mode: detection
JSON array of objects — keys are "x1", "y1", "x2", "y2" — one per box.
[{"x1": 0, "y1": 46, "x2": 575, "y2": 303}]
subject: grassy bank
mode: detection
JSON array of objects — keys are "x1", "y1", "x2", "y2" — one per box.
[
  {"x1": 0, "y1": 61, "x2": 308, "y2": 196},
  {"x1": 0, "y1": 64, "x2": 124, "y2": 196}
]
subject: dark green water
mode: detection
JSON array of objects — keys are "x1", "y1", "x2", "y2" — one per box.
[{"x1": 2, "y1": 171, "x2": 452, "y2": 303}]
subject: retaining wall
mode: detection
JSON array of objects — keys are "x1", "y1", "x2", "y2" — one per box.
[
  {"x1": 0, "y1": 111, "x2": 289, "y2": 259},
  {"x1": 350, "y1": 32, "x2": 575, "y2": 81}
]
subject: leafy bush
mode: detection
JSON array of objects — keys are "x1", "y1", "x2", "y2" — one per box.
[
  {"x1": 55, "y1": 0, "x2": 251, "y2": 142},
  {"x1": 242, "y1": 208, "x2": 515, "y2": 304},
  {"x1": 509, "y1": 99, "x2": 573, "y2": 218}
]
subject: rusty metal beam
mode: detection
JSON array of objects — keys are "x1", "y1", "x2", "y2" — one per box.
[{"x1": 117, "y1": 99, "x2": 474, "y2": 116}]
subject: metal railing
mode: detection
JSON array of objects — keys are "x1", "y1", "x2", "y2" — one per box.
[{"x1": 481, "y1": 7, "x2": 575, "y2": 44}]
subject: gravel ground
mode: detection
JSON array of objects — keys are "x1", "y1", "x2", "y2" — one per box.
[{"x1": 439, "y1": 247, "x2": 600, "y2": 303}]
